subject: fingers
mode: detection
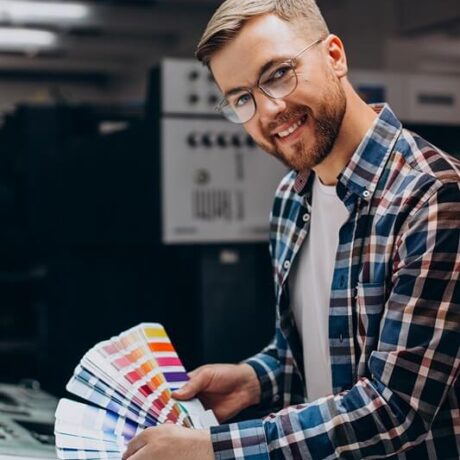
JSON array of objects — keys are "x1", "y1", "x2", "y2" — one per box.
[
  {"x1": 172, "y1": 366, "x2": 212, "y2": 400},
  {"x1": 122, "y1": 430, "x2": 149, "y2": 460},
  {"x1": 186, "y1": 368, "x2": 200, "y2": 379},
  {"x1": 124, "y1": 444, "x2": 148, "y2": 460}
]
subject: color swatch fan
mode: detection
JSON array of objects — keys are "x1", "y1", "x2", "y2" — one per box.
[{"x1": 54, "y1": 323, "x2": 218, "y2": 459}]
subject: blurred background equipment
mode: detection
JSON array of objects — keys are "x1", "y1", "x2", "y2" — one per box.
[
  {"x1": 154, "y1": 59, "x2": 286, "y2": 244},
  {"x1": 349, "y1": 70, "x2": 460, "y2": 155},
  {"x1": 0, "y1": 381, "x2": 57, "y2": 459}
]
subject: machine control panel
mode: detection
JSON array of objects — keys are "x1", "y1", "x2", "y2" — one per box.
[
  {"x1": 186, "y1": 132, "x2": 257, "y2": 149},
  {"x1": 161, "y1": 118, "x2": 286, "y2": 244},
  {"x1": 159, "y1": 58, "x2": 287, "y2": 244},
  {"x1": 0, "y1": 383, "x2": 57, "y2": 459},
  {"x1": 161, "y1": 59, "x2": 222, "y2": 116}
]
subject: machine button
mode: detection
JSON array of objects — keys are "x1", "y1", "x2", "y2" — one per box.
[
  {"x1": 188, "y1": 94, "x2": 200, "y2": 105},
  {"x1": 186, "y1": 133, "x2": 199, "y2": 148},
  {"x1": 208, "y1": 94, "x2": 219, "y2": 106},
  {"x1": 195, "y1": 169, "x2": 210, "y2": 185},
  {"x1": 217, "y1": 133, "x2": 229, "y2": 148},
  {"x1": 188, "y1": 70, "x2": 199, "y2": 81},
  {"x1": 202, "y1": 133, "x2": 213, "y2": 147},
  {"x1": 231, "y1": 134, "x2": 242, "y2": 148}
]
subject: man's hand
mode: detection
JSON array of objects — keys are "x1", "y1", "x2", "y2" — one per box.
[
  {"x1": 122, "y1": 425, "x2": 213, "y2": 460},
  {"x1": 173, "y1": 363, "x2": 261, "y2": 422}
]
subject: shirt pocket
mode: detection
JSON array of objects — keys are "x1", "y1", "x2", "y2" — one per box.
[{"x1": 355, "y1": 282, "x2": 386, "y2": 377}]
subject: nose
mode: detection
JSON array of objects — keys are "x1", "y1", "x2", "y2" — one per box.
[{"x1": 253, "y1": 90, "x2": 287, "y2": 126}]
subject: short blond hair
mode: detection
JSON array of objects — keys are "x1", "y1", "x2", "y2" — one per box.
[{"x1": 196, "y1": 0, "x2": 329, "y2": 66}]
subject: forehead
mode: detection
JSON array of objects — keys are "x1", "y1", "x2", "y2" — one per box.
[{"x1": 210, "y1": 13, "x2": 307, "y2": 93}]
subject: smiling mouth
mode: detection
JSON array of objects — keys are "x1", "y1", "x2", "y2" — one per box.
[{"x1": 275, "y1": 115, "x2": 308, "y2": 139}]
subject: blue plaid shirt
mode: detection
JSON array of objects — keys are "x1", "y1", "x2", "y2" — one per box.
[{"x1": 210, "y1": 105, "x2": 460, "y2": 459}]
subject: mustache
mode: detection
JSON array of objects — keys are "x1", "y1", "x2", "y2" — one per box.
[{"x1": 265, "y1": 106, "x2": 311, "y2": 134}]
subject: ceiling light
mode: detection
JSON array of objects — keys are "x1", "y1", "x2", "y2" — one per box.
[
  {"x1": 0, "y1": 27, "x2": 57, "y2": 49},
  {"x1": 1, "y1": 1, "x2": 90, "y2": 21}
]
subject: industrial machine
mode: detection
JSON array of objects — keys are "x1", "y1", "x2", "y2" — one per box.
[
  {"x1": 349, "y1": 70, "x2": 460, "y2": 157},
  {"x1": 150, "y1": 58, "x2": 286, "y2": 243},
  {"x1": 0, "y1": 382, "x2": 57, "y2": 459}
]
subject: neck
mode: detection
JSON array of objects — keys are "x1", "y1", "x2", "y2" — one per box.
[{"x1": 313, "y1": 79, "x2": 378, "y2": 186}]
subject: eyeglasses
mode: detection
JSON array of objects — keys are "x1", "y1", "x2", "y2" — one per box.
[{"x1": 216, "y1": 38, "x2": 324, "y2": 124}]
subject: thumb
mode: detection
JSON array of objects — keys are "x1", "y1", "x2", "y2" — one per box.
[{"x1": 172, "y1": 367, "x2": 211, "y2": 400}]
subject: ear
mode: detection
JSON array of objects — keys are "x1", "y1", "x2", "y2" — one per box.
[{"x1": 324, "y1": 34, "x2": 348, "y2": 78}]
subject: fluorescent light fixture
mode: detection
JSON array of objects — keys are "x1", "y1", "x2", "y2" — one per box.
[
  {"x1": 1, "y1": 1, "x2": 89, "y2": 21},
  {"x1": 0, "y1": 27, "x2": 57, "y2": 49}
]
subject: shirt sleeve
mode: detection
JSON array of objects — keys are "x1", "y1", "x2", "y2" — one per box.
[
  {"x1": 244, "y1": 334, "x2": 283, "y2": 408},
  {"x1": 210, "y1": 182, "x2": 460, "y2": 459}
]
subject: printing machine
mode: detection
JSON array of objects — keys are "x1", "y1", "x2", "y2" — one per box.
[{"x1": 0, "y1": 382, "x2": 57, "y2": 459}]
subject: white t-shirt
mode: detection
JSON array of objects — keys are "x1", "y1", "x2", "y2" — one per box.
[{"x1": 288, "y1": 174, "x2": 349, "y2": 401}]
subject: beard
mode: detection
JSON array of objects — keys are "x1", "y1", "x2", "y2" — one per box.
[{"x1": 256, "y1": 71, "x2": 347, "y2": 172}]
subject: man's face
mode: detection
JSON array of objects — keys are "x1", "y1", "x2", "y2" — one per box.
[{"x1": 210, "y1": 14, "x2": 347, "y2": 172}]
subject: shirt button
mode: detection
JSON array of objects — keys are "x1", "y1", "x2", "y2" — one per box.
[
  {"x1": 302, "y1": 213, "x2": 310, "y2": 222},
  {"x1": 274, "y1": 395, "x2": 280, "y2": 402},
  {"x1": 283, "y1": 260, "x2": 290, "y2": 270},
  {"x1": 363, "y1": 190, "x2": 370, "y2": 198}
]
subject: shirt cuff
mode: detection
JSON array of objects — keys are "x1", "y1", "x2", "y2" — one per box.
[
  {"x1": 245, "y1": 354, "x2": 281, "y2": 407},
  {"x1": 211, "y1": 419, "x2": 270, "y2": 460}
]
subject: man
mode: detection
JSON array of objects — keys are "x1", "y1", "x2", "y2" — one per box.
[{"x1": 123, "y1": 1, "x2": 460, "y2": 459}]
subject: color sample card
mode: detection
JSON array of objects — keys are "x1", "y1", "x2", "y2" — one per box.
[
  {"x1": 54, "y1": 323, "x2": 218, "y2": 459},
  {"x1": 138, "y1": 323, "x2": 190, "y2": 389}
]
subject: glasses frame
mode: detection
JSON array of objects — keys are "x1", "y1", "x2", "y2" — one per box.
[{"x1": 216, "y1": 37, "x2": 324, "y2": 124}]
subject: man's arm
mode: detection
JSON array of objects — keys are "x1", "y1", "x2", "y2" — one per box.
[{"x1": 211, "y1": 182, "x2": 460, "y2": 459}]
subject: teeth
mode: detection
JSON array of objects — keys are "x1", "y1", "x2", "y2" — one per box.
[{"x1": 277, "y1": 117, "x2": 305, "y2": 138}]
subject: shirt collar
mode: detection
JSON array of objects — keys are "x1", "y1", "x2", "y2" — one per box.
[{"x1": 293, "y1": 104, "x2": 402, "y2": 201}]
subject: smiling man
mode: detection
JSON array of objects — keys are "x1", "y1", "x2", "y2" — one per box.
[{"x1": 123, "y1": 1, "x2": 460, "y2": 459}]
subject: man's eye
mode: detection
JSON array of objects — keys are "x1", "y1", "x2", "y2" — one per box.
[
  {"x1": 272, "y1": 66, "x2": 290, "y2": 80},
  {"x1": 263, "y1": 66, "x2": 291, "y2": 84},
  {"x1": 232, "y1": 93, "x2": 251, "y2": 108}
]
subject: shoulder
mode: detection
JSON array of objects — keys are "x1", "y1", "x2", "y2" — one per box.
[
  {"x1": 395, "y1": 129, "x2": 460, "y2": 186},
  {"x1": 382, "y1": 129, "x2": 460, "y2": 216}
]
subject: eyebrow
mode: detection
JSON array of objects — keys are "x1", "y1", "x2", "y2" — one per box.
[{"x1": 223, "y1": 57, "x2": 284, "y2": 98}]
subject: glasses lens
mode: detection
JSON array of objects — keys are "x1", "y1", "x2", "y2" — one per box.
[
  {"x1": 220, "y1": 92, "x2": 255, "y2": 124},
  {"x1": 260, "y1": 65, "x2": 297, "y2": 99}
]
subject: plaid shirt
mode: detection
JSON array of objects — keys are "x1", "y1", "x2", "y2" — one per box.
[{"x1": 210, "y1": 105, "x2": 460, "y2": 459}]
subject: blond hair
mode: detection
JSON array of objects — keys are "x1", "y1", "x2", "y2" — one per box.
[{"x1": 196, "y1": 0, "x2": 329, "y2": 65}]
